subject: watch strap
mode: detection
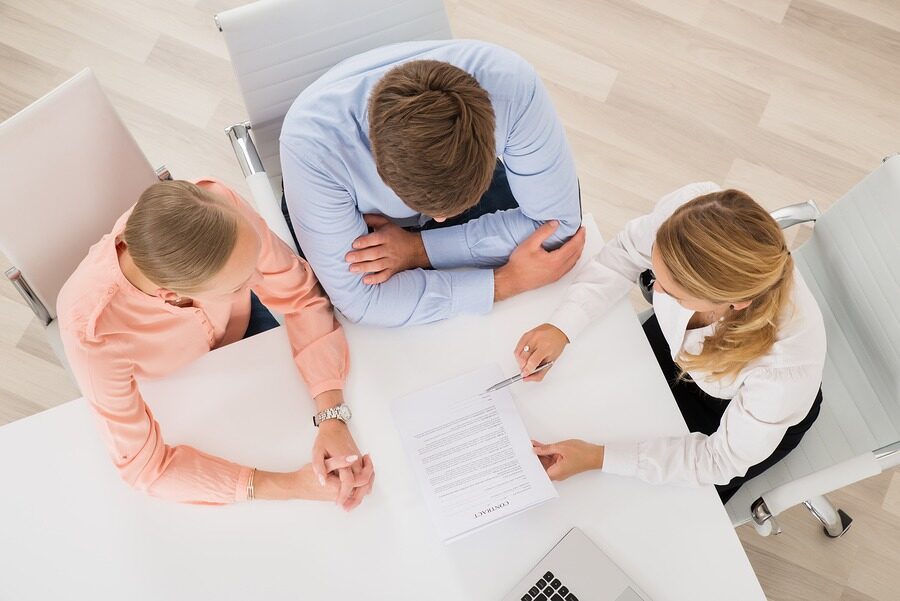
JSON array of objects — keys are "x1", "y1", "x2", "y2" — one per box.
[{"x1": 313, "y1": 405, "x2": 344, "y2": 427}]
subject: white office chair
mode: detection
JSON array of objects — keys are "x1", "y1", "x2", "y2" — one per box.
[
  {"x1": 727, "y1": 154, "x2": 900, "y2": 537},
  {"x1": 214, "y1": 0, "x2": 453, "y2": 253},
  {"x1": 0, "y1": 69, "x2": 169, "y2": 371},
  {"x1": 637, "y1": 156, "x2": 900, "y2": 537}
]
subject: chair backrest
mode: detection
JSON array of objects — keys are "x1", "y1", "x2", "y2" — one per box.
[
  {"x1": 216, "y1": 0, "x2": 453, "y2": 181},
  {"x1": 725, "y1": 156, "x2": 900, "y2": 523},
  {"x1": 793, "y1": 155, "x2": 900, "y2": 457},
  {"x1": 0, "y1": 69, "x2": 159, "y2": 320}
]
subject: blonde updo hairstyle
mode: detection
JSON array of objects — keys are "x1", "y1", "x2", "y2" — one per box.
[
  {"x1": 655, "y1": 189, "x2": 794, "y2": 380},
  {"x1": 122, "y1": 180, "x2": 239, "y2": 295}
]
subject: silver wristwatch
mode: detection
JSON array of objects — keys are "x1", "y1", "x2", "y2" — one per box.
[{"x1": 312, "y1": 404, "x2": 352, "y2": 427}]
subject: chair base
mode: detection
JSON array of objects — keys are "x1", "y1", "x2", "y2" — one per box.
[
  {"x1": 803, "y1": 495, "x2": 852, "y2": 538},
  {"x1": 821, "y1": 509, "x2": 853, "y2": 538},
  {"x1": 750, "y1": 497, "x2": 783, "y2": 536}
]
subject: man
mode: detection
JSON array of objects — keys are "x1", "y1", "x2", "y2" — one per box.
[{"x1": 280, "y1": 39, "x2": 585, "y2": 327}]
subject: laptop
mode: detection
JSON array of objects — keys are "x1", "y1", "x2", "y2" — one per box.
[{"x1": 501, "y1": 528, "x2": 651, "y2": 601}]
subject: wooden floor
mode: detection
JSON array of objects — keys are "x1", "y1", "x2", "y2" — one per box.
[{"x1": 1, "y1": 0, "x2": 899, "y2": 599}]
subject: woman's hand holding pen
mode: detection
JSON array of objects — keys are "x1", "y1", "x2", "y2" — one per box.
[{"x1": 514, "y1": 323, "x2": 570, "y2": 381}]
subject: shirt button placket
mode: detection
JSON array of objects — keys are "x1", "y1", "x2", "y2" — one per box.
[{"x1": 194, "y1": 308, "x2": 214, "y2": 346}]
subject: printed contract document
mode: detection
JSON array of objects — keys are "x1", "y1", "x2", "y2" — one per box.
[{"x1": 392, "y1": 365, "x2": 558, "y2": 543}]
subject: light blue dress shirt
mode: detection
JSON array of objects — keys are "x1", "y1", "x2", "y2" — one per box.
[{"x1": 280, "y1": 39, "x2": 581, "y2": 327}]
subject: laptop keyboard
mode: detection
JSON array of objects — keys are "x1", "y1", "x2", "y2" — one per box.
[{"x1": 520, "y1": 571, "x2": 578, "y2": 601}]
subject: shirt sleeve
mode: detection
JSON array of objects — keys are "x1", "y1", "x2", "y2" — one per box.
[
  {"x1": 219, "y1": 183, "x2": 350, "y2": 397},
  {"x1": 602, "y1": 365, "x2": 821, "y2": 487},
  {"x1": 420, "y1": 58, "x2": 582, "y2": 269},
  {"x1": 280, "y1": 144, "x2": 494, "y2": 327},
  {"x1": 60, "y1": 327, "x2": 252, "y2": 505},
  {"x1": 550, "y1": 181, "x2": 721, "y2": 340}
]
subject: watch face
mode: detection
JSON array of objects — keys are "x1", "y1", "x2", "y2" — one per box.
[{"x1": 339, "y1": 405, "x2": 352, "y2": 421}]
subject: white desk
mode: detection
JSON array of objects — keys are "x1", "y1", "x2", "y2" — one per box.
[{"x1": 0, "y1": 221, "x2": 764, "y2": 601}]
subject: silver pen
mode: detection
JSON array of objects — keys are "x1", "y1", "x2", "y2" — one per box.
[{"x1": 485, "y1": 362, "x2": 554, "y2": 393}]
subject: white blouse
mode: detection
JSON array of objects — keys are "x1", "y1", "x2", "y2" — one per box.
[{"x1": 550, "y1": 182, "x2": 827, "y2": 487}]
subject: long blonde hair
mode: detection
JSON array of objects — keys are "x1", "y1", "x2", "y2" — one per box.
[
  {"x1": 655, "y1": 189, "x2": 794, "y2": 380},
  {"x1": 122, "y1": 180, "x2": 238, "y2": 294}
]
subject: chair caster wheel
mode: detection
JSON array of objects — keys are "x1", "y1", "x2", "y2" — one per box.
[{"x1": 823, "y1": 509, "x2": 852, "y2": 538}]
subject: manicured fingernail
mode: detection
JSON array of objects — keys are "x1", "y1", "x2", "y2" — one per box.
[
  {"x1": 317, "y1": 474, "x2": 326, "y2": 487},
  {"x1": 346, "y1": 455, "x2": 358, "y2": 463}
]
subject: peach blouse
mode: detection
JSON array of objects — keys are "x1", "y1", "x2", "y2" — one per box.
[{"x1": 57, "y1": 179, "x2": 349, "y2": 504}]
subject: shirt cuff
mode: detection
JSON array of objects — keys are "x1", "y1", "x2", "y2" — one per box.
[
  {"x1": 549, "y1": 302, "x2": 594, "y2": 342},
  {"x1": 235, "y1": 465, "x2": 253, "y2": 502},
  {"x1": 307, "y1": 379, "x2": 346, "y2": 399},
  {"x1": 449, "y1": 269, "x2": 494, "y2": 316},
  {"x1": 421, "y1": 226, "x2": 472, "y2": 270},
  {"x1": 601, "y1": 442, "x2": 640, "y2": 478}
]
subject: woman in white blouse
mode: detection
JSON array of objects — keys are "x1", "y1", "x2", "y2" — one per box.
[{"x1": 515, "y1": 182, "x2": 826, "y2": 503}]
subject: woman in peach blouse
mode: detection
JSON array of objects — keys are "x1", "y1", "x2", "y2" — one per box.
[{"x1": 57, "y1": 179, "x2": 374, "y2": 507}]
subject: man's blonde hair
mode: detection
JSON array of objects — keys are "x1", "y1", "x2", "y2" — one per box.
[
  {"x1": 656, "y1": 189, "x2": 794, "y2": 380},
  {"x1": 123, "y1": 181, "x2": 238, "y2": 294}
]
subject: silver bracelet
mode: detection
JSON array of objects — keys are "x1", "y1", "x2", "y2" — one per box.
[{"x1": 247, "y1": 468, "x2": 256, "y2": 501}]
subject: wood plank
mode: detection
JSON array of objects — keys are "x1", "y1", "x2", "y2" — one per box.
[
  {"x1": 0, "y1": 296, "x2": 35, "y2": 347},
  {"x1": 815, "y1": 0, "x2": 900, "y2": 33},
  {"x1": 451, "y1": 3, "x2": 619, "y2": 101},
  {"x1": 741, "y1": 542, "x2": 846, "y2": 601},
  {"x1": 628, "y1": 0, "x2": 712, "y2": 26},
  {"x1": 700, "y1": 0, "x2": 900, "y2": 96},
  {"x1": 0, "y1": 388, "x2": 51, "y2": 427},
  {"x1": 723, "y1": 157, "x2": 837, "y2": 212},
  {"x1": 0, "y1": 342, "x2": 79, "y2": 408},
  {"x1": 2, "y1": 0, "x2": 158, "y2": 63},
  {"x1": 16, "y1": 318, "x2": 64, "y2": 369},
  {"x1": 145, "y1": 34, "x2": 243, "y2": 107},
  {"x1": 0, "y1": 41, "x2": 69, "y2": 119},
  {"x1": 721, "y1": 0, "x2": 793, "y2": 23}
]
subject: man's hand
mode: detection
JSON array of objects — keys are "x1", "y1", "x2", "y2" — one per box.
[
  {"x1": 494, "y1": 221, "x2": 586, "y2": 302},
  {"x1": 346, "y1": 214, "x2": 431, "y2": 285}
]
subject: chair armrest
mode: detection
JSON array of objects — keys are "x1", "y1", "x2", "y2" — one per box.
[
  {"x1": 771, "y1": 199, "x2": 821, "y2": 230},
  {"x1": 155, "y1": 165, "x2": 172, "y2": 181},
  {"x1": 637, "y1": 269, "x2": 654, "y2": 305},
  {"x1": 5, "y1": 267, "x2": 51, "y2": 325},
  {"x1": 752, "y1": 451, "x2": 882, "y2": 529},
  {"x1": 224, "y1": 122, "x2": 299, "y2": 254},
  {"x1": 246, "y1": 172, "x2": 299, "y2": 255},
  {"x1": 874, "y1": 439, "x2": 900, "y2": 469},
  {"x1": 225, "y1": 122, "x2": 265, "y2": 178}
]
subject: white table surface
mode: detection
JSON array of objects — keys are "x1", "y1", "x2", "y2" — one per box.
[{"x1": 0, "y1": 219, "x2": 764, "y2": 601}]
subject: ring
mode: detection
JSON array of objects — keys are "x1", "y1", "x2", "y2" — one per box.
[{"x1": 523, "y1": 345, "x2": 531, "y2": 353}]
